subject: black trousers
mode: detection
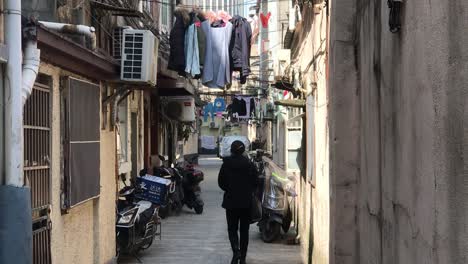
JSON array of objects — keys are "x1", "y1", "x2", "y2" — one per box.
[{"x1": 226, "y1": 208, "x2": 250, "y2": 258}]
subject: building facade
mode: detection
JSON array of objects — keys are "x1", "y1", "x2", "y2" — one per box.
[{"x1": 288, "y1": 0, "x2": 468, "y2": 263}]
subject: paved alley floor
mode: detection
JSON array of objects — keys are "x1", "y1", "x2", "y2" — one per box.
[{"x1": 119, "y1": 156, "x2": 302, "y2": 264}]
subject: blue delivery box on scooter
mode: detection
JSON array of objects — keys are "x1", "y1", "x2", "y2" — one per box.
[{"x1": 135, "y1": 175, "x2": 171, "y2": 205}]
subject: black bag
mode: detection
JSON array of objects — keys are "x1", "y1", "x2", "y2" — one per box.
[{"x1": 250, "y1": 194, "x2": 262, "y2": 224}]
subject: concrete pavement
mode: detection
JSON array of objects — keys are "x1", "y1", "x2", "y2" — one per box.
[{"x1": 120, "y1": 157, "x2": 302, "y2": 264}]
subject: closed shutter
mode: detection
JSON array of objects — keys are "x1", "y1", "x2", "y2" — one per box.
[{"x1": 62, "y1": 77, "x2": 101, "y2": 208}]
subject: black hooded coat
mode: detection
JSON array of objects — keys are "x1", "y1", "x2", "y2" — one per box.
[{"x1": 218, "y1": 155, "x2": 258, "y2": 209}]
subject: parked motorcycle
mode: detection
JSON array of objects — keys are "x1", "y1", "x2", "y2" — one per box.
[
  {"x1": 256, "y1": 156, "x2": 296, "y2": 243},
  {"x1": 179, "y1": 161, "x2": 204, "y2": 214},
  {"x1": 154, "y1": 155, "x2": 184, "y2": 219},
  {"x1": 116, "y1": 174, "x2": 161, "y2": 257}
]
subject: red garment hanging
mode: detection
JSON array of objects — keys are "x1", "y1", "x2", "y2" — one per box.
[{"x1": 260, "y1": 12, "x2": 271, "y2": 28}]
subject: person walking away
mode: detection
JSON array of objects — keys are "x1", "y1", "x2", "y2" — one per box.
[{"x1": 218, "y1": 141, "x2": 258, "y2": 264}]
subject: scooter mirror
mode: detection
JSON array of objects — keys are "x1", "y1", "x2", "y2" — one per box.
[{"x1": 120, "y1": 173, "x2": 127, "y2": 182}]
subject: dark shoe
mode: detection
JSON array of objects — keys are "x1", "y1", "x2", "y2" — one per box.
[{"x1": 231, "y1": 252, "x2": 241, "y2": 264}]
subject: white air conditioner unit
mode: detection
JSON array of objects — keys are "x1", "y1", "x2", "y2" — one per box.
[
  {"x1": 163, "y1": 96, "x2": 196, "y2": 122},
  {"x1": 121, "y1": 29, "x2": 159, "y2": 85},
  {"x1": 113, "y1": 26, "x2": 132, "y2": 63}
]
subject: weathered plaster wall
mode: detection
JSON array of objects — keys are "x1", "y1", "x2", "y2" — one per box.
[
  {"x1": 329, "y1": 0, "x2": 468, "y2": 263},
  {"x1": 40, "y1": 63, "x2": 116, "y2": 264},
  {"x1": 292, "y1": 3, "x2": 331, "y2": 264},
  {"x1": 329, "y1": 0, "x2": 360, "y2": 263}
]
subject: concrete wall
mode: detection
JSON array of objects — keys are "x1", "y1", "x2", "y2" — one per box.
[
  {"x1": 290, "y1": 4, "x2": 330, "y2": 264},
  {"x1": 40, "y1": 63, "x2": 116, "y2": 264},
  {"x1": 328, "y1": 0, "x2": 468, "y2": 263}
]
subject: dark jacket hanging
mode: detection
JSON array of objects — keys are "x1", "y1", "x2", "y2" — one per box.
[
  {"x1": 232, "y1": 97, "x2": 247, "y2": 116},
  {"x1": 168, "y1": 7, "x2": 190, "y2": 75},
  {"x1": 230, "y1": 16, "x2": 252, "y2": 84}
]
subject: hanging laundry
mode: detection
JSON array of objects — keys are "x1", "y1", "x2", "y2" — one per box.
[
  {"x1": 203, "y1": 102, "x2": 215, "y2": 122},
  {"x1": 196, "y1": 14, "x2": 206, "y2": 66},
  {"x1": 202, "y1": 20, "x2": 233, "y2": 88},
  {"x1": 235, "y1": 97, "x2": 251, "y2": 119},
  {"x1": 247, "y1": 14, "x2": 260, "y2": 45},
  {"x1": 230, "y1": 16, "x2": 252, "y2": 84},
  {"x1": 218, "y1": 10, "x2": 232, "y2": 23},
  {"x1": 232, "y1": 97, "x2": 247, "y2": 116},
  {"x1": 169, "y1": 7, "x2": 191, "y2": 75},
  {"x1": 185, "y1": 11, "x2": 208, "y2": 78},
  {"x1": 205, "y1": 11, "x2": 218, "y2": 23},
  {"x1": 185, "y1": 17, "x2": 201, "y2": 77},
  {"x1": 214, "y1": 97, "x2": 226, "y2": 112},
  {"x1": 201, "y1": 135, "x2": 216, "y2": 150},
  {"x1": 260, "y1": 12, "x2": 271, "y2": 28},
  {"x1": 250, "y1": 97, "x2": 256, "y2": 117}
]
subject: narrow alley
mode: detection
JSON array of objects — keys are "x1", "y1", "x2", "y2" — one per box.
[{"x1": 120, "y1": 156, "x2": 302, "y2": 264}]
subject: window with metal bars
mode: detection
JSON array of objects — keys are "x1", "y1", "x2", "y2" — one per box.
[{"x1": 23, "y1": 74, "x2": 53, "y2": 264}]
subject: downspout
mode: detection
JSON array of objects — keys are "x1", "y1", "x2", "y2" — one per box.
[
  {"x1": 4, "y1": 0, "x2": 23, "y2": 187},
  {"x1": 1, "y1": 1, "x2": 33, "y2": 263},
  {"x1": 38, "y1": 21, "x2": 97, "y2": 50},
  {"x1": 22, "y1": 41, "x2": 40, "y2": 105}
]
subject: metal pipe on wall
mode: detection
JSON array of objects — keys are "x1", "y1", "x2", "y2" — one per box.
[
  {"x1": 1, "y1": 2, "x2": 33, "y2": 263},
  {"x1": 22, "y1": 41, "x2": 40, "y2": 105},
  {"x1": 38, "y1": 21, "x2": 97, "y2": 50},
  {"x1": 4, "y1": 0, "x2": 23, "y2": 187}
]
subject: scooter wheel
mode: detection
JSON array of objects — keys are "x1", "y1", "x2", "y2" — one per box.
[
  {"x1": 194, "y1": 205, "x2": 203, "y2": 214},
  {"x1": 261, "y1": 221, "x2": 281, "y2": 243},
  {"x1": 159, "y1": 206, "x2": 169, "y2": 219}
]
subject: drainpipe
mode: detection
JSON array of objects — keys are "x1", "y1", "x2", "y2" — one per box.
[
  {"x1": 1, "y1": 0, "x2": 33, "y2": 263},
  {"x1": 22, "y1": 41, "x2": 40, "y2": 105},
  {"x1": 38, "y1": 21, "x2": 97, "y2": 50},
  {"x1": 4, "y1": 0, "x2": 23, "y2": 187}
]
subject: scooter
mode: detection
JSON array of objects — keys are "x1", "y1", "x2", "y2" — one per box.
[
  {"x1": 179, "y1": 161, "x2": 204, "y2": 214},
  {"x1": 154, "y1": 155, "x2": 184, "y2": 219},
  {"x1": 256, "y1": 156, "x2": 296, "y2": 243},
  {"x1": 116, "y1": 174, "x2": 161, "y2": 257}
]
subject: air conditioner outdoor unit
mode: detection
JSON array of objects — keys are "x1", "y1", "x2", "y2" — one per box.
[
  {"x1": 163, "y1": 96, "x2": 196, "y2": 122},
  {"x1": 113, "y1": 26, "x2": 132, "y2": 63},
  {"x1": 121, "y1": 29, "x2": 159, "y2": 85}
]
